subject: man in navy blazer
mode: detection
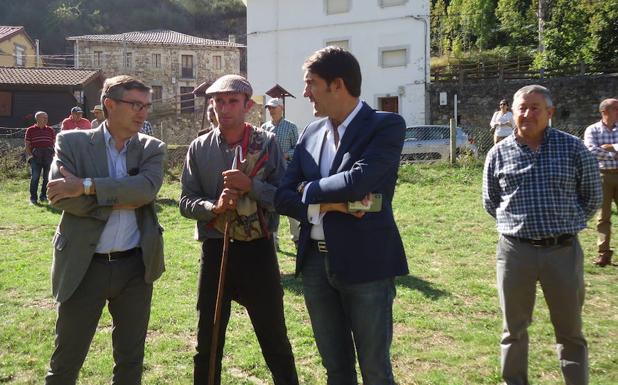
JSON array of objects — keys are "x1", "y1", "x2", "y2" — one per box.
[{"x1": 275, "y1": 46, "x2": 408, "y2": 385}]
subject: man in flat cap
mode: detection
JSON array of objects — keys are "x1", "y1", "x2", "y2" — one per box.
[
  {"x1": 179, "y1": 74, "x2": 299, "y2": 385},
  {"x1": 90, "y1": 105, "x2": 105, "y2": 129},
  {"x1": 61, "y1": 106, "x2": 91, "y2": 131}
]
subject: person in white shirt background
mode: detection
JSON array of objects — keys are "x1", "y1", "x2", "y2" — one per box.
[{"x1": 490, "y1": 99, "x2": 515, "y2": 144}]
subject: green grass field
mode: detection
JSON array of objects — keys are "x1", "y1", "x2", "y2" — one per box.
[{"x1": 0, "y1": 164, "x2": 616, "y2": 385}]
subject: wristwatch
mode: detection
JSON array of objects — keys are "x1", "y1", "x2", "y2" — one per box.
[{"x1": 82, "y1": 178, "x2": 93, "y2": 195}]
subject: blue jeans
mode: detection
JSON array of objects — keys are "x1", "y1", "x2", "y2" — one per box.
[
  {"x1": 301, "y1": 243, "x2": 396, "y2": 385},
  {"x1": 30, "y1": 158, "x2": 51, "y2": 201}
]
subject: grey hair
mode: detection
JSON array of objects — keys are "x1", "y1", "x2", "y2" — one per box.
[
  {"x1": 34, "y1": 111, "x2": 48, "y2": 118},
  {"x1": 599, "y1": 98, "x2": 618, "y2": 113},
  {"x1": 512, "y1": 85, "x2": 554, "y2": 108}
]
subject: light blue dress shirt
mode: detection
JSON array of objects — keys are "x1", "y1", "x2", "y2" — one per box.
[{"x1": 95, "y1": 124, "x2": 141, "y2": 253}]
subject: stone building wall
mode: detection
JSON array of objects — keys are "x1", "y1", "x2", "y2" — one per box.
[
  {"x1": 429, "y1": 73, "x2": 618, "y2": 154},
  {"x1": 148, "y1": 102, "x2": 265, "y2": 145},
  {"x1": 75, "y1": 41, "x2": 241, "y2": 112}
]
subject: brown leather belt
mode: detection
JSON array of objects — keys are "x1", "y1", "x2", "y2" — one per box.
[
  {"x1": 505, "y1": 234, "x2": 573, "y2": 247},
  {"x1": 601, "y1": 169, "x2": 618, "y2": 174},
  {"x1": 93, "y1": 247, "x2": 140, "y2": 261}
]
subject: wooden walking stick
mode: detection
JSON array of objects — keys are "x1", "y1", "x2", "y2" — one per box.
[
  {"x1": 208, "y1": 146, "x2": 242, "y2": 385},
  {"x1": 207, "y1": 211, "x2": 231, "y2": 385}
]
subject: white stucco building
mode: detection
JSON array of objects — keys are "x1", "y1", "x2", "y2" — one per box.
[{"x1": 244, "y1": 0, "x2": 430, "y2": 129}]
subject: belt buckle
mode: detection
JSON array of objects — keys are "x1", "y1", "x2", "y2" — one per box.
[{"x1": 317, "y1": 241, "x2": 328, "y2": 253}]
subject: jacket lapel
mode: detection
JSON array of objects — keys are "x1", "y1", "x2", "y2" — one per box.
[
  {"x1": 89, "y1": 126, "x2": 109, "y2": 177},
  {"x1": 329, "y1": 102, "x2": 372, "y2": 175},
  {"x1": 308, "y1": 122, "x2": 329, "y2": 174},
  {"x1": 125, "y1": 135, "x2": 142, "y2": 174}
]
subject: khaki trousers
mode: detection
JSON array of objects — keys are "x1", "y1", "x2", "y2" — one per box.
[
  {"x1": 496, "y1": 235, "x2": 588, "y2": 385},
  {"x1": 596, "y1": 172, "x2": 618, "y2": 257}
]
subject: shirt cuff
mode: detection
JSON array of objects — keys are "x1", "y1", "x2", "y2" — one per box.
[
  {"x1": 613, "y1": 144, "x2": 618, "y2": 152},
  {"x1": 301, "y1": 181, "x2": 312, "y2": 204},
  {"x1": 307, "y1": 203, "x2": 323, "y2": 225}
]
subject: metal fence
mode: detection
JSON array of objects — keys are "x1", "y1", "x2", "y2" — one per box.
[{"x1": 400, "y1": 120, "x2": 495, "y2": 164}]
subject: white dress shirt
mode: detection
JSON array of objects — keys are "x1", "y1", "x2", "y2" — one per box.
[
  {"x1": 95, "y1": 124, "x2": 141, "y2": 253},
  {"x1": 302, "y1": 100, "x2": 363, "y2": 240}
]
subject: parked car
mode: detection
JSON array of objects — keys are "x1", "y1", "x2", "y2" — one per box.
[{"x1": 400, "y1": 125, "x2": 478, "y2": 161}]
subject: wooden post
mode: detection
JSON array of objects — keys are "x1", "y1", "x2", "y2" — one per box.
[{"x1": 449, "y1": 118, "x2": 456, "y2": 165}]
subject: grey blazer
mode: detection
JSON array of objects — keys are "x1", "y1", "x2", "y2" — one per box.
[{"x1": 49, "y1": 124, "x2": 166, "y2": 303}]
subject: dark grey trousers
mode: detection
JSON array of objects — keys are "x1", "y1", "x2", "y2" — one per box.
[
  {"x1": 496, "y1": 235, "x2": 588, "y2": 385},
  {"x1": 45, "y1": 253, "x2": 153, "y2": 385}
]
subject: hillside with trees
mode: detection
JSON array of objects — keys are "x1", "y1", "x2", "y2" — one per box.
[
  {"x1": 432, "y1": 0, "x2": 617, "y2": 69},
  {"x1": 0, "y1": 0, "x2": 246, "y2": 56}
]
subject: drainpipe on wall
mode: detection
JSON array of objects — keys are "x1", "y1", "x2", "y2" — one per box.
[{"x1": 409, "y1": 14, "x2": 429, "y2": 124}]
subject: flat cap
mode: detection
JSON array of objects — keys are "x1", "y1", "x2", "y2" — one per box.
[
  {"x1": 206, "y1": 74, "x2": 253, "y2": 98},
  {"x1": 266, "y1": 98, "x2": 283, "y2": 108}
]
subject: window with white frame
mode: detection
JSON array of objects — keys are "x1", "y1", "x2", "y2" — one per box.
[
  {"x1": 124, "y1": 52, "x2": 132, "y2": 68},
  {"x1": 152, "y1": 53, "x2": 161, "y2": 69},
  {"x1": 325, "y1": 39, "x2": 349, "y2": 50},
  {"x1": 15, "y1": 45, "x2": 25, "y2": 67},
  {"x1": 380, "y1": 48, "x2": 408, "y2": 68},
  {"x1": 213, "y1": 55, "x2": 222, "y2": 71},
  {"x1": 325, "y1": 0, "x2": 349, "y2": 14},
  {"x1": 379, "y1": 0, "x2": 407, "y2": 7}
]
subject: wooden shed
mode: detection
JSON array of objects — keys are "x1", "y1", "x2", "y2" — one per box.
[{"x1": 0, "y1": 67, "x2": 103, "y2": 128}]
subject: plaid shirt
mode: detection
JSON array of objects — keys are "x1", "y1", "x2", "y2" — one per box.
[
  {"x1": 140, "y1": 121, "x2": 153, "y2": 136},
  {"x1": 483, "y1": 127, "x2": 601, "y2": 238},
  {"x1": 261, "y1": 119, "x2": 298, "y2": 162},
  {"x1": 583, "y1": 120, "x2": 618, "y2": 170}
]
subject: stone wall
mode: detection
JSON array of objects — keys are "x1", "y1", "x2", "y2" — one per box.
[
  {"x1": 429, "y1": 73, "x2": 618, "y2": 154},
  {"x1": 149, "y1": 102, "x2": 265, "y2": 145},
  {"x1": 75, "y1": 40, "x2": 241, "y2": 112}
]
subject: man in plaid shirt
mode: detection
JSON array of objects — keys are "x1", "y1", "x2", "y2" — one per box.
[
  {"x1": 583, "y1": 98, "x2": 618, "y2": 267},
  {"x1": 483, "y1": 85, "x2": 601, "y2": 385},
  {"x1": 262, "y1": 98, "x2": 300, "y2": 248}
]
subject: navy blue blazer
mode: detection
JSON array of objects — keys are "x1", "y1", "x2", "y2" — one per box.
[{"x1": 275, "y1": 102, "x2": 408, "y2": 284}]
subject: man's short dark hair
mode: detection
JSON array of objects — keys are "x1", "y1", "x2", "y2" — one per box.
[
  {"x1": 101, "y1": 75, "x2": 151, "y2": 116},
  {"x1": 302, "y1": 46, "x2": 362, "y2": 97}
]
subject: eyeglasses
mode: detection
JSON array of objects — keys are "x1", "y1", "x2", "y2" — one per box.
[{"x1": 112, "y1": 99, "x2": 152, "y2": 112}]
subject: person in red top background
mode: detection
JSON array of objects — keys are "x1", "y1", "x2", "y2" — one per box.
[
  {"x1": 25, "y1": 111, "x2": 56, "y2": 204},
  {"x1": 60, "y1": 106, "x2": 91, "y2": 131}
]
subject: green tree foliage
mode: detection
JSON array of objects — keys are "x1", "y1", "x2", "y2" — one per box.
[
  {"x1": 459, "y1": 0, "x2": 497, "y2": 50},
  {"x1": 0, "y1": 0, "x2": 246, "y2": 55},
  {"x1": 534, "y1": 0, "x2": 593, "y2": 68},
  {"x1": 441, "y1": 0, "x2": 497, "y2": 53},
  {"x1": 586, "y1": 0, "x2": 618, "y2": 63},
  {"x1": 430, "y1": 0, "x2": 448, "y2": 55},
  {"x1": 495, "y1": 0, "x2": 537, "y2": 48},
  {"x1": 444, "y1": 0, "x2": 465, "y2": 55}
]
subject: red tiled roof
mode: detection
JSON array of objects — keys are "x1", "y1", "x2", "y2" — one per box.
[
  {"x1": 0, "y1": 67, "x2": 102, "y2": 86},
  {"x1": 67, "y1": 29, "x2": 244, "y2": 48},
  {"x1": 0, "y1": 26, "x2": 25, "y2": 42}
]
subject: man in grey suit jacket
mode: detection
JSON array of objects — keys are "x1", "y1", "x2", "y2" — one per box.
[{"x1": 44, "y1": 75, "x2": 166, "y2": 385}]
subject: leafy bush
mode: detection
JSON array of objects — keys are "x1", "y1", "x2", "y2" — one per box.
[{"x1": 0, "y1": 145, "x2": 28, "y2": 180}]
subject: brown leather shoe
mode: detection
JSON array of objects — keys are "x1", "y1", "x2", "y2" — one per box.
[{"x1": 594, "y1": 255, "x2": 612, "y2": 267}]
